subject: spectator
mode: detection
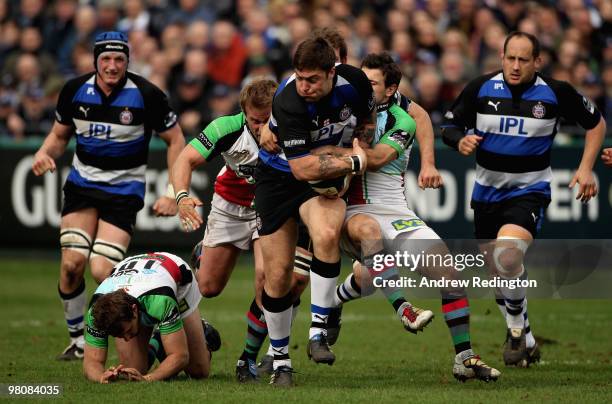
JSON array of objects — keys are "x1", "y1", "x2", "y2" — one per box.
[
  {"x1": 117, "y1": 0, "x2": 150, "y2": 33},
  {"x1": 207, "y1": 20, "x2": 247, "y2": 87}
]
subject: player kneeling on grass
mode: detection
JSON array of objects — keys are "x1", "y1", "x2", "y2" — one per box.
[{"x1": 83, "y1": 252, "x2": 220, "y2": 383}]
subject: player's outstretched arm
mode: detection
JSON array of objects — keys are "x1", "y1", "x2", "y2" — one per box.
[
  {"x1": 570, "y1": 118, "x2": 606, "y2": 203},
  {"x1": 153, "y1": 124, "x2": 186, "y2": 216},
  {"x1": 408, "y1": 102, "x2": 443, "y2": 189},
  {"x1": 144, "y1": 329, "x2": 190, "y2": 381},
  {"x1": 172, "y1": 145, "x2": 205, "y2": 231},
  {"x1": 83, "y1": 345, "x2": 113, "y2": 383},
  {"x1": 31, "y1": 122, "x2": 73, "y2": 176}
]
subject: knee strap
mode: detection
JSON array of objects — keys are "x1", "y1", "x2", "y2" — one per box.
[
  {"x1": 60, "y1": 228, "x2": 92, "y2": 258},
  {"x1": 90, "y1": 239, "x2": 127, "y2": 266}
]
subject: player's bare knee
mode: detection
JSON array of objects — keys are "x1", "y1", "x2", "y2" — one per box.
[
  {"x1": 199, "y1": 281, "x2": 223, "y2": 298},
  {"x1": 311, "y1": 226, "x2": 341, "y2": 249},
  {"x1": 186, "y1": 358, "x2": 210, "y2": 379},
  {"x1": 354, "y1": 221, "x2": 382, "y2": 243},
  {"x1": 60, "y1": 257, "x2": 87, "y2": 284},
  {"x1": 493, "y1": 238, "x2": 528, "y2": 279},
  {"x1": 90, "y1": 262, "x2": 115, "y2": 284}
]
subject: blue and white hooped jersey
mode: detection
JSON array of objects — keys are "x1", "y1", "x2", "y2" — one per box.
[
  {"x1": 443, "y1": 71, "x2": 600, "y2": 205},
  {"x1": 259, "y1": 64, "x2": 374, "y2": 173},
  {"x1": 55, "y1": 71, "x2": 177, "y2": 200}
]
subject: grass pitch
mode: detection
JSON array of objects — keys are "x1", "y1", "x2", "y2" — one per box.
[{"x1": 0, "y1": 254, "x2": 611, "y2": 403}]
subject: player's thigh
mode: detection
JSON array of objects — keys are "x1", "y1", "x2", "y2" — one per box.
[
  {"x1": 299, "y1": 196, "x2": 345, "y2": 258},
  {"x1": 115, "y1": 326, "x2": 153, "y2": 373},
  {"x1": 344, "y1": 213, "x2": 385, "y2": 254},
  {"x1": 59, "y1": 208, "x2": 99, "y2": 273},
  {"x1": 258, "y1": 218, "x2": 298, "y2": 295},
  {"x1": 182, "y1": 311, "x2": 210, "y2": 379},
  {"x1": 198, "y1": 244, "x2": 241, "y2": 296}
]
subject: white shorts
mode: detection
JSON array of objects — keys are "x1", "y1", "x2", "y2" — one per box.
[
  {"x1": 340, "y1": 204, "x2": 439, "y2": 260},
  {"x1": 203, "y1": 193, "x2": 258, "y2": 250}
]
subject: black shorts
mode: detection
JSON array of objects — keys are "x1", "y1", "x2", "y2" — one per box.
[
  {"x1": 254, "y1": 160, "x2": 318, "y2": 236},
  {"x1": 472, "y1": 193, "x2": 550, "y2": 240},
  {"x1": 62, "y1": 181, "x2": 144, "y2": 235}
]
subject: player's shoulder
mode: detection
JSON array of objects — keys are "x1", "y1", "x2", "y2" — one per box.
[
  {"x1": 126, "y1": 71, "x2": 165, "y2": 97},
  {"x1": 534, "y1": 73, "x2": 575, "y2": 96},
  {"x1": 335, "y1": 64, "x2": 368, "y2": 83},
  {"x1": 466, "y1": 70, "x2": 501, "y2": 93},
  {"x1": 60, "y1": 72, "x2": 95, "y2": 96},
  {"x1": 207, "y1": 112, "x2": 246, "y2": 137},
  {"x1": 274, "y1": 78, "x2": 306, "y2": 114}
]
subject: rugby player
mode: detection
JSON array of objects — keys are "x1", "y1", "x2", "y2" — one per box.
[
  {"x1": 31, "y1": 31, "x2": 185, "y2": 361},
  {"x1": 442, "y1": 31, "x2": 604, "y2": 367},
  {"x1": 83, "y1": 252, "x2": 217, "y2": 383}
]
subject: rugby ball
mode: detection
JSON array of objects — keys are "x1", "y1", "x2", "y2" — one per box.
[{"x1": 309, "y1": 175, "x2": 350, "y2": 198}]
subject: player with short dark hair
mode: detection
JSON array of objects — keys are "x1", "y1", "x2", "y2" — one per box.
[
  {"x1": 31, "y1": 31, "x2": 185, "y2": 361},
  {"x1": 442, "y1": 31, "x2": 605, "y2": 367},
  {"x1": 83, "y1": 252, "x2": 218, "y2": 383},
  {"x1": 255, "y1": 36, "x2": 374, "y2": 386}
]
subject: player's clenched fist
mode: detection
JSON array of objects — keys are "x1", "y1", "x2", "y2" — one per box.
[
  {"x1": 458, "y1": 134, "x2": 483, "y2": 156},
  {"x1": 31, "y1": 151, "x2": 56, "y2": 176}
]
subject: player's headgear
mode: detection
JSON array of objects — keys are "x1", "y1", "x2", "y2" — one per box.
[{"x1": 93, "y1": 31, "x2": 129, "y2": 70}]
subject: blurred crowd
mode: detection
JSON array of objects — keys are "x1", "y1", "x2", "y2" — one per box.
[{"x1": 1, "y1": 0, "x2": 612, "y2": 141}]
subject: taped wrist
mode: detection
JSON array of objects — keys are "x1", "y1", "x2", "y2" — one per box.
[
  {"x1": 350, "y1": 155, "x2": 363, "y2": 174},
  {"x1": 175, "y1": 190, "x2": 189, "y2": 205}
]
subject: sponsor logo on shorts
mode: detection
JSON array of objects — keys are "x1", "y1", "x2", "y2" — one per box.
[
  {"x1": 255, "y1": 214, "x2": 262, "y2": 231},
  {"x1": 391, "y1": 218, "x2": 426, "y2": 231},
  {"x1": 178, "y1": 298, "x2": 189, "y2": 314},
  {"x1": 197, "y1": 132, "x2": 214, "y2": 150}
]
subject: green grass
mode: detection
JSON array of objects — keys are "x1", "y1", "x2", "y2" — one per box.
[{"x1": 1, "y1": 255, "x2": 611, "y2": 403}]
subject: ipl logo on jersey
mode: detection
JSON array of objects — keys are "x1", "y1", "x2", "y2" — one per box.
[
  {"x1": 339, "y1": 105, "x2": 352, "y2": 121},
  {"x1": 532, "y1": 102, "x2": 546, "y2": 119},
  {"x1": 119, "y1": 108, "x2": 133, "y2": 124}
]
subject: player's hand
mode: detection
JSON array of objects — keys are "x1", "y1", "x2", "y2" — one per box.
[
  {"x1": 351, "y1": 138, "x2": 367, "y2": 175},
  {"x1": 569, "y1": 168, "x2": 598, "y2": 203},
  {"x1": 153, "y1": 196, "x2": 178, "y2": 217},
  {"x1": 178, "y1": 196, "x2": 204, "y2": 232},
  {"x1": 100, "y1": 365, "x2": 124, "y2": 384},
  {"x1": 118, "y1": 367, "x2": 147, "y2": 382},
  {"x1": 601, "y1": 147, "x2": 612, "y2": 167},
  {"x1": 259, "y1": 123, "x2": 280, "y2": 153},
  {"x1": 31, "y1": 150, "x2": 56, "y2": 176},
  {"x1": 457, "y1": 135, "x2": 482, "y2": 156},
  {"x1": 418, "y1": 164, "x2": 443, "y2": 189}
]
